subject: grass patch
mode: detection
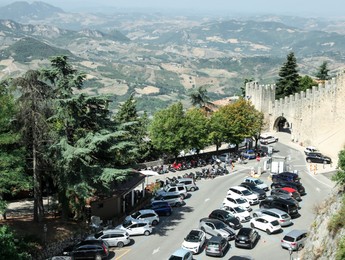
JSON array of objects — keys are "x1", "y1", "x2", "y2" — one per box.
[
  {"x1": 336, "y1": 236, "x2": 345, "y2": 260},
  {"x1": 328, "y1": 195, "x2": 345, "y2": 235}
]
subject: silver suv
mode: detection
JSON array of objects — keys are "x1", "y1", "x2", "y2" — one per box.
[
  {"x1": 151, "y1": 192, "x2": 185, "y2": 207},
  {"x1": 199, "y1": 218, "x2": 235, "y2": 240},
  {"x1": 86, "y1": 229, "x2": 130, "y2": 247},
  {"x1": 252, "y1": 208, "x2": 292, "y2": 227},
  {"x1": 156, "y1": 184, "x2": 188, "y2": 199},
  {"x1": 175, "y1": 178, "x2": 198, "y2": 192},
  {"x1": 125, "y1": 209, "x2": 160, "y2": 225},
  {"x1": 281, "y1": 229, "x2": 308, "y2": 251}
]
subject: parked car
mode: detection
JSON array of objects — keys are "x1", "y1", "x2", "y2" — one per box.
[
  {"x1": 241, "y1": 149, "x2": 256, "y2": 160},
  {"x1": 281, "y1": 229, "x2": 308, "y2": 251},
  {"x1": 259, "y1": 134, "x2": 278, "y2": 145},
  {"x1": 222, "y1": 205, "x2": 251, "y2": 223},
  {"x1": 304, "y1": 146, "x2": 318, "y2": 155},
  {"x1": 125, "y1": 209, "x2": 160, "y2": 225},
  {"x1": 306, "y1": 152, "x2": 332, "y2": 164},
  {"x1": 151, "y1": 192, "x2": 185, "y2": 207},
  {"x1": 209, "y1": 209, "x2": 243, "y2": 230},
  {"x1": 205, "y1": 236, "x2": 230, "y2": 257},
  {"x1": 199, "y1": 218, "x2": 235, "y2": 240},
  {"x1": 168, "y1": 248, "x2": 193, "y2": 260},
  {"x1": 235, "y1": 227, "x2": 260, "y2": 249},
  {"x1": 252, "y1": 208, "x2": 292, "y2": 227},
  {"x1": 259, "y1": 196, "x2": 299, "y2": 218},
  {"x1": 271, "y1": 181, "x2": 306, "y2": 196},
  {"x1": 116, "y1": 219, "x2": 153, "y2": 236},
  {"x1": 228, "y1": 186, "x2": 259, "y2": 205},
  {"x1": 271, "y1": 187, "x2": 301, "y2": 202},
  {"x1": 243, "y1": 177, "x2": 269, "y2": 191},
  {"x1": 175, "y1": 178, "x2": 198, "y2": 192},
  {"x1": 272, "y1": 172, "x2": 300, "y2": 184},
  {"x1": 250, "y1": 215, "x2": 281, "y2": 234},
  {"x1": 156, "y1": 184, "x2": 188, "y2": 199},
  {"x1": 181, "y1": 229, "x2": 206, "y2": 254},
  {"x1": 223, "y1": 194, "x2": 251, "y2": 211},
  {"x1": 86, "y1": 229, "x2": 130, "y2": 248},
  {"x1": 144, "y1": 201, "x2": 172, "y2": 216},
  {"x1": 239, "y1": 182, "x2": 267, "y2": 200},
  {"x1": 63, "y1": 239, "x2": 109, "y2": 260}
]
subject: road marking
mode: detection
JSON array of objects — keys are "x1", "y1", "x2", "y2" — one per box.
[
  {"x1": 316, "y1": 187, "x2": 320, "y2": 192},
  {"x1": 115, "y1": 248, "x2": 131, "y2": 259},
  {"x1": 205, "y1": 198, "x2": 210, "y2": 202},
  {"x1": 152, "y1": 247, "x2": 160, "y2": 254}
]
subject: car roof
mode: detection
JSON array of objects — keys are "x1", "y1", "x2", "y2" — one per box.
[
  {"x1": 207, "y1": 236, "x2": 223, "y2": 242},
  {"x1": 138, "y1": 209, "x2": 156, "y2": 214},
  {"x1": 226, "y1": 193, "x2": 244, "y2": 199},
  {"x1": 200, "y1": 218, "x2": 222, "y2": 224},
  {"x1": 102, "y1": 229, "x2": 127, "y2": 235},
  {"x1": 211, "y1": 209, "x2": 229, "y2": 215},
  {"x1": 259, "y1": 208, "x2": 288, "y2": 215},
  {"x1": 171, "y1": 248, "x2": 191, "y2": 257},
  {"x1": 237, "y1": 227, "x2": 253, "y2": 235},
  {"x1": 285, "y1": 229, "x2": 308, "y2": 238},
  {"x1": 230, "y1": 185, "x2": 248, "y2": 191},
  {"x1": 255, "y1": 214, "x2": 277, "y2": 222}
]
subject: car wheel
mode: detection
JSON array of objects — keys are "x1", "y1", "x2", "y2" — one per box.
[
  {"x1": 144, "y1": 230, "x2": 151, "y2": 236},
  {"x1": 190, "y1": 187, "x2": 196, "y2": 192},
  {"x1": 200, "y1": 227, "x2": 205, "y2": 232},
  {"x1": 152, "y1": 220, "x2": 158, "y2": 226},
  {"x1": 95, "y1": 254, "x2": 102, "y2": 260},
  {"x1": 250, "y1": 223, "x2": 255, "y2": 228},
  {"x1": 307, "y1": 159, "x2": 311, "y2": 163},
  {"x1": 323, "y1": 160, "x2": 328, "y2": 164},
  {"x1": 266, "y1": 229, "x2": 271, "y2": 235},
  {"x1": 176, "y1": 202, "x2": 182, "y2": 207},
  {"x1": 253, "y1": 213, "x2": 258, "y2": 217},
  {"x1": 117, "y1": 241, "x2": 124, "y2": 248}
]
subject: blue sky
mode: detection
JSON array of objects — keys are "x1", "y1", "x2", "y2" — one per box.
[{"x1": 0, "y1": 0, "x2": 345, "y2": 17}]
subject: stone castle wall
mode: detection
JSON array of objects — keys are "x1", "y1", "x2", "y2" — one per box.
[{"x1": 246, "y1": 72, "x2": 345, "y2": 161}]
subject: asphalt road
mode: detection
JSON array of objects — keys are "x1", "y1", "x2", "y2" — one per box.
[{"x1": 110, "y1": 141, "x2": 334, "y2": 260}]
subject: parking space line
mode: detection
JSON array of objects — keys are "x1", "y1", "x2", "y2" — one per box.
[{"x1": 114, "y1": 248, "x2": 131, "y2": 259}]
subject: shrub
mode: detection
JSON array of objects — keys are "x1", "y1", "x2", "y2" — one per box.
[
  {"x1": 328, "y1": 196, "x2": 345, "y2": 235},
  {"x1": 0, "y1": 225, "x2": 32, "y2": 259},
  {"x1": 336, "y1": 236, "x2": 345, "y2": 260}
]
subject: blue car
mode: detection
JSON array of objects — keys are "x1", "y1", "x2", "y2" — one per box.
[
  {"x1": 144, "y1": 201, "x2": 172, "y2": 216},
  {"x1": 242, "y1": 150, "x2": 256, "y2": 160}
]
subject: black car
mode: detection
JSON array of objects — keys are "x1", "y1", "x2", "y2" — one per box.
[
  {"x1": 144, "y1": 201, "x2": 172, "y2": 216},
  {"x1": 209, "y1": 209, "x2": 242, "y2": 230},
  {"x1": 271, "y1": 181, "x2": 306, "y2": 196},
  {"x1": 306, "y1": 152, "x2": 332, "y2": 164},
  {"x1": 239, "y1": 182, "x2": 267, "y2": 200},
  {"x1": 259, "y1": 196, "x2": 299, "y2": 218},
  {"x1": 271, "y1": 187, "x2": 302, "y2": 202},
  {"x1": 205, "y1": 236, "x2": 230, "y2": 257},
  {"x1": 63, "y1": 239, "x2": 110, "y2": 260},
  {"x1": 272, "y1": 172, "x2": 300, "y2": 184},
  {"x1": 235, "y1": 227, "x2": 260, "y2": 249}
]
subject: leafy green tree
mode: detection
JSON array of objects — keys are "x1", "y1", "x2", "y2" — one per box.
[
  {"x1": 332, "y1": 148, "x2": 345, "y2": 187},
  {"x1": 208, "y1": 111, "x2": 227, "y2": 152},
  {"x1": 0, "y1": 82, "x2": 29, "y2": 216},
  {"x1": 0, "y1": 225, "x2": 31, "y2": 259},
  {"x1": 276, "y1": 52, "x2": 300, "y2": 99},
  {"x1": 14, "y1": 70, "x2": 53, "y2": 222},
  {"x1": 149, "y1": 102, "x2": 187, "y2": 158},
  {"x1": 315, "y1": 61, "x2": 331, "y2": 81},
  {"x1": 188, "y1": 86, "x2": 210, "y2": 108},
  {"x1": 216, "y1": 99, "x2": 264, "y2": 147},
  {"x1": 298, "y1": 75, "x2": 317, "y2": 92},
  {"x1": 184, "y1": 108, "x2": 209, "y2": 153}
]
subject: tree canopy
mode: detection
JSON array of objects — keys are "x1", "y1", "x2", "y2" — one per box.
[{"x1": 315, "y1": 61, "x2": 331, "y2": 81}]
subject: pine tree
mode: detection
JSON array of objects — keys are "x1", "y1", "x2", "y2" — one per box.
[
  {"x1": 276, "y1": 52, "x2": 300, "y2": 99},
  {"x1": 315, "y1": 61, "x2": 330, "y2": 81}
]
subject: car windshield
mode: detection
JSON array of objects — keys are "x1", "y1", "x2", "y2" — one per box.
[
  {"x1": 122, "y1": 220, "x2": 132, "y2": 228},
  {"x1": 281, "y1": 214, "x2": 290, "y2": 219},
  {"x1": 185, "y1": 231, "x2": 200, "y2": 242},
  {"x1": 242, "y1": 189, "x2": 252, "y2": 196},
  {"x1": 169, "y1": 256, "x2": 183, "y2": 260},
  {"x1": 214, "y1": 221, "x2": 227, "y2": 229},
  {"x1": 234, "y1": 206, "x2": 245, "y2": 213},
  {"x1": 131, "y1": 212, "x2": 141, "y2": 218},
  {"x1": 235, "y1": 198, "x2": 247, "y2": 204},
  {"x1": 94, "y1": 231, "x2": 103, "y2": 239},
  {"x1": 255, "y1": 179, "x2": 264, "y2": 184},
  {"x1": 271, "y1": 220, "x2": 280, "y2": 226}
]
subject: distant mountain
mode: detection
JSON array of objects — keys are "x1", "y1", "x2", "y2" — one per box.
[{"x1": 0, "y1": 1, "x2": 64, "y2": 21}]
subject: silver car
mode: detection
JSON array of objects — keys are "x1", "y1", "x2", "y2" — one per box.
[
  {"x1": 86, "y1": 229, "x2": 130, "y2": 247},
  {"x1": 281, "y1": 229, "x2": 308, "y2": 251},
  {"x1": 252, "y1": 208, "x2": 292, "y2": 227},
  {"x1": 199, "y1": 218, "x2": 235, "y2": 240},
  {"x1": 125, "y1": 209, "x2": 160, "y2": 225}
]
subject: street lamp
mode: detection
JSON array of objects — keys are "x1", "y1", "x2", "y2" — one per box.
[{"x1": 289, "y1": 247, "x2": 293, "y2": 260}]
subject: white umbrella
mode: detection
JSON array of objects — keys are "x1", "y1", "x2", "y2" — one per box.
[{"x1": 139, "y1": 170, "x2": 160, "y2": 176}]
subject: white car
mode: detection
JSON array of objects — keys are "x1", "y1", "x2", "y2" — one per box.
[
  {"x1": 223, "y1": 194, "x2": 251, "y2": 212},
  {"x1": 181, "y1": 229, "x2": 206, "y2": 254},
  {"x1": 222, "y1": 205, "x2": 251, "y2": 223},
  {"x1": 243, "y1": 177, "x2": 269, "y2": 191},
  {"x1": 116, "y1": 219, "x2": 153, "y2": 236},
  {"x1": 125, "y1": 209, "x2": 160, "y2": 225},
  {"x1": 86, "y1": 229, "x2": 131, "y2": 247},
  {"x1": 304, "y1": 146, "x2": 318, "y2": 155},
  {"x1": 259, "y1": 134, "x2": 278, "y2": 145},
  {"x1": 250, "y1": 215, "x2": 282, "y2": 235},
  {"x1": 227, "y1": 186, "x2": 259, "y2": 205}
]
